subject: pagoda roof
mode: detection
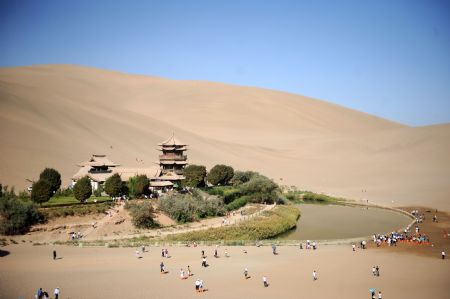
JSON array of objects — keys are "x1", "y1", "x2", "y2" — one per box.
[
  {"x1": 150, "y1": 180, "x2": 173, "y2": 187},
  {"x1": 158, "y1": 134, "x2": 187, "y2": 146},
  {"x1": 77, "y1": 154, "x2": 120, "y2": 167},
  {"x1": 157, "y1": 172, "x2": 185, "y2": 181},
  {"x1": 72, "y1": 166, "x2": 161, "y2": 182},
  {"x1": 158, "y1": 161, "x2": 188, "y2": 165},
  {"x1": 157, "y1": 146, "x2": 187, "y2": 151}
]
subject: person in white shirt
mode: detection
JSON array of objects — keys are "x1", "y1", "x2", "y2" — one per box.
[
  {"x1": 54, "y1": 287, "x2": 60, "y2": 299},
  {"x1": 313, "y1": 270, "x2": 317, "y2": 281},
  {"x1": 263, "y1": 276, "x2": 268, "y2": 287}
]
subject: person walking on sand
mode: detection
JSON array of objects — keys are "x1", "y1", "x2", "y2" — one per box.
[
  {"x1": 352, "y1": 244, "x2": 356, "y2": 251},
  {"x1": 442, "y1": 251, "x2": 446, "y2": 259},
  {"x1": 54, "y1": 287, "x2": 60, "y2": 299},
  {"x1": 244, "y1": 268, "x2": 249, "y2": 279},
  {"x1": 160, "y1": 261, "x2": 165, "y2": 273},
  {"x1": 225, "y1": 249, "x2": 229, "y2": 257},
  {"x1": 180, "y1": 268, "x2": 185, "y2": 279},
  {"x1": 372, "y1": 266, "x2": 376, "y2": 276},
  {"x1": 202, "y1": 257, "x2": 207, "y2": 267},
  {"x1": 195, "y1": 279, "x2": 200, "y2": 292},
  {"x1": 263, "y1": 276, "x2": 268, "y2": 287},
  {"x1": 187, "y1": 265, "x2": 192, "y2": 277},
  {"x1": 313, "y1": 270, "x2": 317, "y2": 281},
  {"x1": 375, "y1": 265, "x2": 380, "y2": 276},
  {"x1": 378, "y1": 291, "x2": 382, "y2": 299},
  {"x1": 272, "y1": 244, "x2": 277, "y2": 255},
  {"x1": 53, "y1": 250, "x2": 57, "y2": 260}
]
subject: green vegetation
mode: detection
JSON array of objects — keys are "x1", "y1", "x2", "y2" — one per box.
[
  {"x1": 127, "y1": 175, "x2": 150, "y2": 198},
  {"x1": 167, "y1": 205, "x2": 300, "y2": 241},
  {"x1": 125, "y1": 201, "x2": 159, "y2": 229},
  {"x1": 41, "y1": 196, "x2": 111, "y2": 207},
  {"x1": 40, "y1": 201, "x2": 113, "y2": 219},
  {"x1": 207, "y1": 164, "x2": 234, "y2": 186},
  {"x1": 231, "y1": 170, "x2": 258, "y2": 186},
  {"x1": 239, "y1": 175, "x2": 279, "y2": 204},
  {"x1": 158, "y1": 193, "x2": 225, "y2": 223},
  {"x1": 285, "y1": 191, "x2": 344, "y2": 204},
  {"x1": 225, "y1": 196, "x2": 249, "y2": 211},
  {"x1": 105, "y1": 174, "x2": 124, "y2": 197},
  {"x1": 31, "y1": 180, "x2": 53, "y2": 205},
  {"x1": 184, "y1": 165, "x2": 207, "y2": 187},
  {"x1": 39, "y1": 168, "x2": 61, "y2": 193},
  {"x1": 73, "y1": 176, "x2": 92, "y2": 202},
  {"x1": 0, "y1": 188, "x2": 42, "y2": 235}
]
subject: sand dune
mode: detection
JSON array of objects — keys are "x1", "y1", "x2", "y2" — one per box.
[{"x1": 1, "y1": 65, "x2": 449, "y2": 210}]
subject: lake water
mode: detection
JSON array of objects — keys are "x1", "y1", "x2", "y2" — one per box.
[{"x1": 277, "y1": 204, "x2": 412, "y2": 240}]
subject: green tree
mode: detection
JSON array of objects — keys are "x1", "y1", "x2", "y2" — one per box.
[
  {"x1": 231, "y1": 171, "x2": 258, "y2": 186},
  {"x1": 207, "y1": 164, "x2": 234, "y2": 186},
  {"x1": 134, "y1": 175, "x2": 150, "y2": 197},
  {"x1": 31, "y1": 180, "x2": 53, "y2": 205},
  {"x1": 0, "y1": 194, "x2": 41, "y2": 235},
  {"x1": 73, "y1": 176, "x2": 92, "y2": 202},
  {"x1": 39, "y1": 168, "x2": 61, "y2": 193},
  {"x1": 184, "y1": 165, "x2": 207, "y2": 187},
  {"x1": 104, "y1": 173, "x2": 123, "y2": 197},
  {"x1": 125, "y1": 201, "x2": 158, "y2": 229},
  {"x1": 239, "y1": 175, "x2": 279, "y2": 204}
]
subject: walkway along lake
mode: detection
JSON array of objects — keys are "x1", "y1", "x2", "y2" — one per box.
[{"x1": 277, "y1": 204, "x2": 412, "y2": 240}]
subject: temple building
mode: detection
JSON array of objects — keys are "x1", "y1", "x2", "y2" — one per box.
[
  {"x1": 71, "y1": 134, "x2": 188, "y2": 192},
  {"x1": 150, "y1": 134, "x2": 188, "y2": 190},
  {"x1": 72, "y1": 154, "x2": 160, "y2": 191}
]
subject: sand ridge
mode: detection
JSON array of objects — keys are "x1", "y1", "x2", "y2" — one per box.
[{"x1": 1, "y1": 64, "x2": 449, "y2": 210}]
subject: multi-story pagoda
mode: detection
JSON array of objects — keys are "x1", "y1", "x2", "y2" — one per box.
[{"x1": 156, "y1": 134, "x2": 188, "y2": 179}]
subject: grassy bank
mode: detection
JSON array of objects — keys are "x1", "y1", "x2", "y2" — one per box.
[
  {"x1": 166, "y1": 205, "x2": 300, "y2": 241},
  {"x1": 41, "y1": 196, "x2": 111, "y2": 207},
  {"x1": 285, "y1": 191, "x2": 345, "y2": 204},
  {"x1": 39, "y1": 201, "x2": 114, "y2": 219}
]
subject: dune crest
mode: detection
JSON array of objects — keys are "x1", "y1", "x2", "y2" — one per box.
[{"x1": 1, "y1": 65, "x2": 449, "y2": 210}]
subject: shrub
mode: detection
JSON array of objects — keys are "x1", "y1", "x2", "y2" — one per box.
[
  {"x1": 128, "y1": 175, "x2": 150, "y2": 198},
  {"x1": 0, "y1": 195, "x2": 41, "y2": 235},
  {"x1": 184, "y1": 165, "x2": 207, "y2": 187},
  {"x1": 226, "y1": 196, "x2": 249, "y2": 211},
  {"x1": 125, "y1": 201, "x2": 158, "y2": 229},
  {"x1": 73, "y1": 176, "x2": 92, "y2": 202},
  {"x1": 39, "y1": 168, "x2": 61, "y2": 193},
  {"x1": 231, "y1": 171, "x2": 258, "y2": 186},
  {"x1": 238, "y1": 175, "x2": 279, "y2": 204},
  {"x1": 159, "y1": 193, "x2": 225, "y2": 223},
  {"x1": 105, "y1": 174, "x2": 123, "y2": 197},
  {"x1": 31, "y1": 180, "x2": 53, "y2": 205},
  {"x1": 93, "y1": 185, "x2": 103, "y2": 197},
  {"x1": 167, "y1": 205, "x2": 300, "y2": 241},
  {"x1": 40, "y1": 202, "x2": 112, "y2": 219},
  {"x1": 207, "y1": 165, "x2": 234, "y2": 186}
]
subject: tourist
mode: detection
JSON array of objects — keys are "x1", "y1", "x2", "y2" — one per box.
[
  {"x1": 53, "y1": 287, "x2": 60, "y2": 299},
  {"x1": 313, "y1": 270, "x2": 317, "y2": 281},
  {"x1": 352, "y1": 244, "x2": 356, "y2": 251},
  {"x1": 199, "y1": 279, "x2": 204, "y2": 292},
  {"x1": 187, "y1": 265, "x2": 192, "y2": 277},
  {"x1": 42, "y1": 291, "x2": 49, "y2": 299},
  {"x1": 372, "y1": 266, "x2": 376, "y2": 276},
  {"x1": 442, "y1": 251, "x2": 446, "y2": 259},
  {"x1": 378, "y1": 291, "x2": 382, "y2": 299},
  {"x1": 433, "y1": 215, "x2": 437, "y2": 222},
  {"x1": 214, "y1": 248, "x2": 218, "y2": 258},
  {"x1": 362, "y1": 240, "x2": 367, "y2": 249},
  {"x1": 202, "y1": 257, "x2": 207, "y2": 267},
  {"x1": 53, "y1": 250, "x2": 57, "y2": 260},
  {"x1": 160, "y1": 261, "x2": 165, "y2": 273},
  {"x1": 135, "y1": 249, "x2": 140, "y2": 258},
  {"x1": 195, "y1": 279, "x2": 200, "y2": 292},
  {"x1": 263, "y1": 276, "x2": 269, "y2": 287},
  {"x1": 36, "y1": 288, "x2": 43, "y2": 299},
  {"x1": 180, "y1": 268, "x2": 185, "y2": 279},
  {"x1": 375, "y1": 265, "x2": 380, "y2": 276},
  {"x1": 370, "y1": 290, "x2": 376, "y2": 299},
  {"x1": 165, "y1": 248, "x2": 169, "y2": 257},
  {"x1": 162, "y1": 249, "x2": 165, "y2": 258},
  {"x1": 141, "y1": 245, "x2": 145, "y2": 253},
  {"x1": 312, "y1": 241, "x2": 317, "y2": 250},
  {"x1": 299, "y1": 243, "x2": 303, "y2": 249},
  {"x1": 272, "y1": 244, "x2": 277, "y2": 255},
  {"x1": 225, "y1": 249, "x2": 229, "y2": 257},
  {"x1": 244, "y1": 268, "x2": 249, "y2": 279}
]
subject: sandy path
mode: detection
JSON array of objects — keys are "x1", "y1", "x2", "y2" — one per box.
[
  {"x1": 87, "y1": 203, "x2": 276, "y2": 241},
  {"x1": 0, "y1": 244, "x2": 448, "y2": 299}
]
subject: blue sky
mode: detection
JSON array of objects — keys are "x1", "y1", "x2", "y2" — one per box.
[{"x1": 1, "y1": 0, "x2": 449, "y2": 126}]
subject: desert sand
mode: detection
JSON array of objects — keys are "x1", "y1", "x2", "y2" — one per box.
[
  {"x1": 1, "y1": 65, "x2": 450, "y2": 210},
  {"x1": 0, "y1": 243, "x2": 448, "y2": 299}
]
